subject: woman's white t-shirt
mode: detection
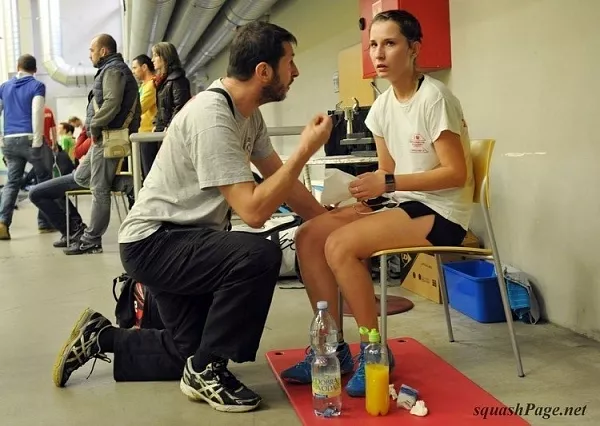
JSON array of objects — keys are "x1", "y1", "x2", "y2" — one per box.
[{"x1": 364, "y1": 75, "x2": 474, "y2": 230}]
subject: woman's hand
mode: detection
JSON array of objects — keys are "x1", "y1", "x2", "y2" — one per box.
[{"x1": 348, "y1": 172, "x2": 386, "y2": 200}]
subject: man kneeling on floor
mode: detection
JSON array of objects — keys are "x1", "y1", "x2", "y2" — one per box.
[{"x1": 53, "y1": 21, "x2": 333, "y2": 413}]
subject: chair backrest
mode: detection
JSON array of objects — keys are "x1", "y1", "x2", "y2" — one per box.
[{"x1": 470, "y1": 139, "x2": 495, "y2": 207}]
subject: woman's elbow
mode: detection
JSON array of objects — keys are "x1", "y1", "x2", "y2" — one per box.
[{"x1": 453, "y1": 169, "x2": 468, "y2": 187}]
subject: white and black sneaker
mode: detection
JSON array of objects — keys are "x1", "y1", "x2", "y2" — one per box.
[
  {"x1": 52, "y1": 308, "x2": 112, "y2": 387},
  {"x1": 180, "y1": 357, "x2": 262, "y2": 413}
]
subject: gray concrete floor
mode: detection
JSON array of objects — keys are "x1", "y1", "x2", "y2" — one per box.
[{"x1": 1, "y1": 199, "x2": 599, "y2": 426}]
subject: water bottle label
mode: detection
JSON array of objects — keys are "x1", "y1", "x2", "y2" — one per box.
[{"x1": 312, "y1": 376, "x2": 341, "y2": 399}]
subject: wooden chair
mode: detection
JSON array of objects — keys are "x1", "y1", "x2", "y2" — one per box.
[{"x1": 370, "y1": 139, "x2": 525, "y2": 377}]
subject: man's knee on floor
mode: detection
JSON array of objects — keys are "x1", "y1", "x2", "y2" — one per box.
[
  {"x1": 257, "y1": 237, "x2": 283, "y2": 272},
  {"x1": 239, "y1": 236, "x2": 283, "y2": 277}
]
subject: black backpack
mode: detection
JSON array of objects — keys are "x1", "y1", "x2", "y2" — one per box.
[{"x1": 112, "y1": 273, "x2": 165, "y2": 330}]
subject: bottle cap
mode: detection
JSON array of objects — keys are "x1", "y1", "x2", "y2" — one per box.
[
  {"x1": 368, "y1": 328, "x2": 381, "y2": 343},
  {"x1": 358, "y1": 326, "x2": 369, "y2": 336},
  {"x1": 316, "y1": 301, "x2": 328, "y2": 310}
]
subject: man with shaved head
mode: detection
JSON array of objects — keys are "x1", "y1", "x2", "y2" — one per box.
[{"x1": 30, "y1": 34, "x2": 140, "y2": 253}]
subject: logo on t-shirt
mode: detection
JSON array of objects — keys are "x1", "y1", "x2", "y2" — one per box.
[
  {"x1": 244, "y1": 137, "x2": 252, "y2": 163},
  {"x1": 410, "y1": 133, "x2": 429, "y2": 154}
]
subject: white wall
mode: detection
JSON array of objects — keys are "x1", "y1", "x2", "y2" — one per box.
[
  {"x1": 205, "y1": 0, "x2": 600, "y2": 340},
  {"x1": 20, "y1": 0, "x2": 122, "y2": 120},
  {"x1": 447, "y1": 0, "x2": 600, "y2": 340}
]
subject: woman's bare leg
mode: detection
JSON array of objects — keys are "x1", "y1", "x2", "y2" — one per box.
[
  {"x1": 324, "y1": 208, "x2": 434, "y2": 342},
  {"x1": 295, "y1": 205, "x2": 362, "y2": 336}
]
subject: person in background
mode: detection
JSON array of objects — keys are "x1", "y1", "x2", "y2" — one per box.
[
  {"x1": 57, "y1": 122, "x2": 75, "y2": 161},
  {"x1": 131, "y1": 53, "x2": 157, "y2": 178},
  {"x1": 151, "y1": 42, "x2": 191, "y2": 133},
  {"x1": 73, "y1": 125, "x2": 91, "y2": 167},
  {"x1": 68, "y1": 116, "x2": 83, "y2": 140},
  {"x1": 0, "y1": 54, "x2": 53, "y2": 239},
  {"x1": 29, "y1": 34, "x2": 139, "y2": 252},
  {"x1": 44, "y1": 106, "x2": 57, "y2": 147}
]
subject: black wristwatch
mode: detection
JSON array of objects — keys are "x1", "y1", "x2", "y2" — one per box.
[{"x1": 385, "y1": 174, "x2": 396, "y2": 193}]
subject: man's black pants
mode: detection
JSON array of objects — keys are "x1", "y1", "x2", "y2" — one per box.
[{"x1": 116, "y1": 224, "x2": 282, "y2": 382}]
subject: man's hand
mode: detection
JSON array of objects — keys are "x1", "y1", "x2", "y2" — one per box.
[
  {"x1": 348, "y1": 172, "x2": 386, "y2": 201},
  {"x1": 298, "y1": 113, "x2": 333, "y2": 157}
]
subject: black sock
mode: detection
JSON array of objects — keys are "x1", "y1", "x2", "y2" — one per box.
[
  {"x1": 97, "y1": 326, "x2": 116, "y2": 353},
  {"x1": 192, "y1": 350, "x2": 225, "y2": 372}
]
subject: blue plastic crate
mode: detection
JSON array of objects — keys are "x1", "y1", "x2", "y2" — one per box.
[{"x1": 442, "y1": 260, "x2": 506, "y2": 323}]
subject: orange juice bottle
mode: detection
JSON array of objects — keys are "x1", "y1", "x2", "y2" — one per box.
[{"x1": 364, "y1": 329, "x2": 390, "y2": 416}]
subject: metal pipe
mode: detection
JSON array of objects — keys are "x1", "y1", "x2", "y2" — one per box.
[
  {"x1": 129, "y1": 127, "x2": 306, "y2": 198},
  {"x1": 9, "y1": 0, "x2": 20, "y2": 64},
  {"x1": 130, "y1": 132, "x2": 167, "y2": 143},
  {"x1": 129, "y1": 0, "x2": 176, "y2": 58},
  {"x1": 185, "y1": 0, "x2": 280, "y2": 76},
  {"x1": 266, "y1": 126, "x2": 304, "y2": 136},
  {"x1": 129, "y1": 132, "x2": 166, "y2": 198},
  {"x1": 130, "y1": 137, "x2": 142, "y2": 199},
  {"x1": 38, "y1": 0, "x2": 96, "y2": 86},
  {"x1": 166, "y1": 0, "x2": 226, "y2": 62}
]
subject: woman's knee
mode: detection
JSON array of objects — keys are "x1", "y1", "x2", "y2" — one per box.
[
  {"x1": 295, "y1": 213, "x2": 340, "y2": 254},
  {"x1": 324, "y1": 231, "x2": 354, "y2": 272}
]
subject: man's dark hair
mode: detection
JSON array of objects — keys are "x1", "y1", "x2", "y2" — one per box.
[
  {"x1": 371, "y1": 9, "x2": 423, "y2": 45},
  {"x1": 60, "y1": 122, "x2": 75, "y2": 134},
  {"x1": 96, "y1": 34, "x2": 117, "y2": 54},
  {"x1": 227, "y1": 21, "x2": 297, "y2": 81},
  {"x1": 133, "y1": 54, "x2": 155, "y2": 73},
  {"x1": 17, "y1": 54, "x2": 37, "y2": 73}
]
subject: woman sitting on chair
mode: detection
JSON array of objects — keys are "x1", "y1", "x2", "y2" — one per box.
[{"x1": 280, "y1": 9, "x2": 474, "y2": 397}]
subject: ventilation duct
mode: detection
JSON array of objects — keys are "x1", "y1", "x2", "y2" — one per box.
[
  {"x1": 129, "y1": 0, "x2": 176, "y2": 59},
  {"x1": 185, "y1": 0, "x2": 280, "y2": 76},
  {"x1": 3, "y1": 0, "x2": 21, "y2": 72},
  {"x1": 165, "y1": 0, "x2": 227, "y2": 62},
  {"x1": 38, "y1": 0, "x2": 96, "y2": 86}
]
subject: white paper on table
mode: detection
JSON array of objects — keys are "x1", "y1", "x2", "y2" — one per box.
[{"x1": 320, "y1": 169, "x2": 357, "y2": 206}]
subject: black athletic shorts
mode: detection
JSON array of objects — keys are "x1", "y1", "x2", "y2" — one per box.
[{"x1": 365, "y1": 198, "x2": 467, "y2": 246}]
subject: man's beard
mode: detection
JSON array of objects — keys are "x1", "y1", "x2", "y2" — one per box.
[{"x1": 259, "y1": 74, "x2": 287, "y2": 104}]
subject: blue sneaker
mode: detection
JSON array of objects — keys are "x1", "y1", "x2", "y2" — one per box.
[
  {"x1": 280, "y1": 342, "x2": 355, "y2": 384},
  {"x1": 345, "y1": 342, "x2": 396, "y2": 397}
]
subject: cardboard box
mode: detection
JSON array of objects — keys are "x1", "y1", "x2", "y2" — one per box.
[{"x1": 398, "y1": 230, "x2": 481, "y2": 304}]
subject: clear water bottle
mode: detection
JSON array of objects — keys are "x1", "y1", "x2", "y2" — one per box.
[{"x1": 310, "y1": 300, "x2": 342, "y2": 417}]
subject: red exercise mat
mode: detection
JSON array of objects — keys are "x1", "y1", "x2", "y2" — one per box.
[{"x1": 265, "y1": 337, "x2": 529, "y2": 425}]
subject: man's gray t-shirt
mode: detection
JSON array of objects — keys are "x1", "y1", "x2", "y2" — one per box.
[{"x1": 118, "y1": 79, "x2": 274, "y2": 244}]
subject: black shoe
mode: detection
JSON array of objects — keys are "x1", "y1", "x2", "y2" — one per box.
[
  {"x1": 52, "y1": 308, "x2": 112, "y2": 387},
  {"x1": 64, "y1": 239, "x2": 102, "y2": 255},
  {"x1": 53, "y1": 226, "x2": 86, "y2": 248},
  {"x1": 180, "y1": 357, "x2": 262, "y2": 413}
]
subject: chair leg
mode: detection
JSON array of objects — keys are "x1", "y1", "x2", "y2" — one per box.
[
  {"x1": 435, "y1": 254, "x2": 455, "y2": 342},
  {"x1": 65, "y1": 194, "x2": 70, "y2": 246},
  {"x1": 482, "y1": 204, "x2": 525, "y2": 378},
  {"x1": 380, "y1": 254, "x2": 388, "y2": 343},
  {"x1": 338, "y1": 291, "x2": 344, "y2": 336},
  {"x1": 120, "y1": 193, "x2": 129, "y2": 213},
  {"x1": 113, "y1": 193, "x2": 123, "y2": 223}
]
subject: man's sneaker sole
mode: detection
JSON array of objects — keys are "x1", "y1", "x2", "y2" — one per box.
[
  {"x1": 52, "y1": 308, "x2": 95, "y2": 387},
  {"x1": 179, "y1": 380, "x2": 261, "y2": 413}
]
